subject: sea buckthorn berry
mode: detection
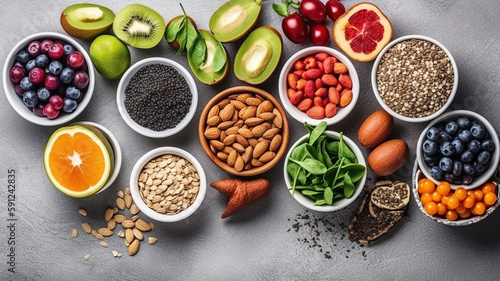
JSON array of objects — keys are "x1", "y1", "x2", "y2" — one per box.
[
  {"x1": 418, "y1": 178, "x2": 435, "y2": 194},
  {"x1": 472, "y1": 202, "x2": 486, "y2": 215},
  {"x1": 420, "y1": 193, "x2": 433, "y2": 205},
  {"x1": 437, "y1": 182, "x2": 451, "y2": 196},
  {"x1": 455, "y1": 202, "x2": 466, "y2": 214},
  {"x1": 425, "y1": 201, "x2": 438, "y2": 215},
  {"x1": 445, "y1": 210, "x2": 458, "y2": 221},
  {"x1": 463, "y1": 195, "x2": 476, "y2": 209},
  {"x1": 454, "y1": 187, "x2": 467, "y2": 201},
  {"x1": 459, "y1": 208, "x2": 471, "y2": 219},
  {"x1": 483, "y1": 192, "x2": 497, "y2": 206},
  {"x1": 431, "y1": 191, "x2": 442, "y2": 202},
  {"x1": 481, "y1": 182, "x2": 496, "y2": 195},
  {"x1": 473, "y1": 190, "x2": 484, "y2": 202},
  {"x1": 446, "y1": 195, "x2": 460, "y2": 209},
  {"x1": 436, "y1": 203, "x2": 447, "y2": 216},
  {"x1": 441, "y1": 193, "x2": 452, "y2": 206}
]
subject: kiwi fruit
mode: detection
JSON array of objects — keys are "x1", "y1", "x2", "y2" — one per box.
[
  {"x1": 112, "y1": 4, "x2": 165, "y2": 49},
  {"x1": 60, "y1": 3, "x2": 115, "y2": 40}
]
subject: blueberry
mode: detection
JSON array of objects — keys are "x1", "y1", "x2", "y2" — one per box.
[
  {"x1": 22, "y1": 90, "x2": 38, "y2": 107},
  {"x1": 463, "y1": 163, "x2": 475, "y2": 175},
  {"x1": 470, "y1": 122, "x2": 485, "y2": 139},
  {"x1": 462, "y1": 175, "x2": 473, "y2": 185},
  {"x1": 440, "y1": 141, "x2": 456, "y2": 157},
  {"x1": 452, "y1": 139, "x2": 465, "y2": 154},
  {"x1": 477, "y1": 151, "x2": 491, "y2": 165},
  {"x1": 473, "y1": 162, "x2": 487, "y2": 175},
  {"x1": 468, "y1": 139, "x2": 481, "y2": 154},
  {"x1": 48, "y1": 61, "x2": 63, "y2": 75},
  {"x1": 16, "y1": 50, "x2": 30, "y2": 65},
  {"x1": 20, "y1": 77, "x2": 33, "y2": 91},
  {"x1": 37, "y1": 87, "x2": 51, "y2": 101},
  {"x1": 65, "y1": 86, "x2": 80, "y2": 99},
  {"x1": 445, "y1": 121, "x2": 459, "y2": 136},
  {"x1": 422, "y1": 139, "x2": 439, "y2": 156},
  {"x1": 439, "y1": 131, "x2": 452, "y2": 143},
  {"x1": 63, "y1": 44, "x2": 75, "y2": 55},
  {"x1": 452, "y1": 161, "x2": 463, "y2": 177},
  {"x1": 426, "y1": 127, "x2": 440, "y2": 142},
  {"x1": 457, "y1": 117, "x2": 472, "y2": 129},
  {"x1": 430, "y1": 166, "x2": 444, "y2": 180},
  {"x1": 458, "y1": 130, "x2": 473, "y2": 143},
  {"x1": 26, "y1": 59, "x2": 36, "y2": 71},
  {"x1": 35, "y1": 54, "x2": 49, "y2": 68},
  {"x1": 62, "y1": 98, "x2": 78, "y2": 113},
  {"x1": 423, "y1": 154, "x2": 440, "y2": 167},
  {"x1": 460, "y1": 150, "x2": 473, "y2": 163},
  {"x1": 481, "y1": 139, "x2": 495, "y2": 152},
  {"x1": 60, "y1": 67, "x2": 74, "y2": 84},
  {"x1": 444, "y1": 173, "x2": 456, "y2": 183},
  {"x1": 439, "y1": 157, "x2": 453, "y2": 172}
]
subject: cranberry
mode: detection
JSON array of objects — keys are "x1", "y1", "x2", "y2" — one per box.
[
  {"x1": 49, "y1": 95, "x2": 63, "y2": 110},
  {"x1": 9, "y1": 65, "x2": 26, "y2": 83},
  {"x1": 40, "y1": 39, "x2": 52, "y2": 54},
  {"x1": 27, "y1": 41, "x2": 41, "y2": 57},
  {"x1": 66, "y1": 51, "x2": 85, "y2": 69},
  {"x1": 48, "y1": 43, "x2": 64, "y2": 60},
  {"x1": 33, "y1": 102, "x2": 46, "y2": 117},
  {"x1": 43, "y1": 104, "x2": 59, "y2": 119},
  {"x1": 28, "y1": 67, "x2": 45, "y2": 84},
  {"x1": 73, "y1": 71, "x2": 89, "y2": 89},
  {"x1": 44, "y1": 74, "x2": 60, "y2": 90},
  {"x1": 14, "y1": 84, "x2": 24, "y2": 96}
]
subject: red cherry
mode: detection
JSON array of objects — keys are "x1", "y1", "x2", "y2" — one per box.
[
  {"x1": 282, "y1": 13, "x2": 308, "y2": 44},
  {"x1": 310, "y1": 24, "x2": 330, "y2": 46},
  {"x1": 326, "y1": 0, "x2": 345, "y2": 21}
]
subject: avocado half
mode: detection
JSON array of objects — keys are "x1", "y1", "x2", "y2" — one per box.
[
  {"x1": 188, "y1": 30, "x2": 229, "y2": 85},
  {"x1": 234, "y1": 26, "x2": 282, "y2": 85},
  {"x1": 209, "y1": 0, "x2": 262, "y2": 43},
  {"x1": 60, "y1": 3, "x2": 115, "y2": 40}
]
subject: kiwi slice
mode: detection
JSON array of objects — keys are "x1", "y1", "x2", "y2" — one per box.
[{"x1": 113, "y1": 4, "x2": 165, "y2": 49}]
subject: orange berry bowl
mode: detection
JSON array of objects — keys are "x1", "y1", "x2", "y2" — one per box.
[
  {"x1": 413, "y1": 161, "x2": 499, "y2": 226},
  {"x1": 278, "y1": 46, "x2": 359, "y2": 126}
]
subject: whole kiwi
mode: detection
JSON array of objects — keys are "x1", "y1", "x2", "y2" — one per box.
[{"x1": 113, "y1": 4, "x2": 165, "y2": 49}]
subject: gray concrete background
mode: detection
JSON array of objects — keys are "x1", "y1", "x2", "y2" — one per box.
[{"x1": 1, "y1": 0, "x2": 500, "y2": 280}]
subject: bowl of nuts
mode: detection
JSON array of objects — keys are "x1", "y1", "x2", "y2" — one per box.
[
  {"x1": 129, "y1": 146, "x2": 206, "y2": 222},
  {"x1": 278, "y1": 46, "x2": 359, "y2": 126},
  {"x1": 199, "y1": 86, "x2": 289, "y2": 176},
  {"x1": 371, "y1": 35, "x2": 458, "y2": 123},
  {"x1": 3, "y1": 32, "x2": 94, "y2": 126}
]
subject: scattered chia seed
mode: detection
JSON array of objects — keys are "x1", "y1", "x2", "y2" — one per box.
[
  {"x1": 376, "y1": 39, "x2": 454, "y2": 118},
  {"x1": 124, "y1": 64, "x2": 192, "y2": 131}
]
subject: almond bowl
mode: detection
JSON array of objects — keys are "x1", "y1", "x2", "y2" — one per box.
[{"x1": 198, "y1": 86, "x2": 289, "y2": 176}]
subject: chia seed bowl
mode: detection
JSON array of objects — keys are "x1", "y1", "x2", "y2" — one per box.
[
  {"x1": 371, "y1": 35, "x2": 458, "y2": 123},
  {"x1": 117, "y1": 57, "x2": 198, "y2": 138}
]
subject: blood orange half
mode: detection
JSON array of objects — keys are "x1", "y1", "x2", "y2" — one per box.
[
  {"x1": 43, "y1": 125, "x2": 113, "y2": 197},
  {"x1": 333, "y1": 2, "x2": 392, "y2": 62}
]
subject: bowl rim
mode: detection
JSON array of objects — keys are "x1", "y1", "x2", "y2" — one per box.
[
  {"x1": 283, "y1": 130, "x2": 367, "y2": 212},
  {"x1": 116, "y1": 57, "x2": 198, "y2": 138},
  {"x1": 371, "y1": 34, "x2": 459, "y2": 123},
  {"x1": 278, "y1": 46, "x2": 360, "y2": 126},
  {"x1": 198, "y1": 85, "x2": 290, "y2": 177},
  {"x1": 416, "y1": 110, "x2": 500, "y2": 190},
  {"x1": 129, "y1": 146, "x2": 206, "y2": 222},
  {"x1": 412, "y1": 159, "x2": 499, "y2": 226},
  {"x1": 73, "y1": 121, "x2": 122, "y2": 194},
  {"x1": 3, "y1": 31, "x2": 95, "y2": 126}
]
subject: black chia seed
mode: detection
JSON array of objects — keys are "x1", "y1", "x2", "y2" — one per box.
[
  {"x1": 376, "y1": 39, "x2": 454, "y2": 118},
  {"x1": 124, "y1": 64, "x2": 192, "y2": 131}
]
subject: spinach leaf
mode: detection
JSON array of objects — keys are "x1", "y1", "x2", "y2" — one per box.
[
  {"x1": 339, "y1": 163, "x2": 366, "y2": 183},
  {"x1": 212, "y1": 40, "x2": 227, "y2": 72},
  {"x1": 324, "y1": 187, "x2": 333, "y2": 205},
  {"x1": 165, "y1": 16, "x2": 183, "y2": 43},
  {"x1": 338, "y1": 132, "x2": 356, "y2": 162},
  {"x1": 343, "y1": 173, "x2": 356, "y2": 198},
  {"x1": 314, "y1": 199, "x2": 328, "y2": 206},
  {"x1": 304, "y1": 122, "x2": 315, "y2": 135},
  {"x1": 321, "y1": 138, "x2": 333, "y2": 168},
  {"x1": 308, "y1": 121, "x2": 327, "y2": 146},
  {"x1": 290, "y1": 158, "x2": 327, "y2": 175},
  {"x1": 326, "y1": 140, "x2": 339, "y2": 154},
  {"x1": 290, "y1": 143, "x2": 309, "y2": 161},
  {"x1": 189, "y1": 31, "x2": 207, "y2": 68},
  {"x1": 286, "y1": 161, "x2": 302, "y2": 189}
]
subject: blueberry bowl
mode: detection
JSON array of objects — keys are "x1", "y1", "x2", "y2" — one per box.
[
  {"x1": 416, "y1": 110, "x2": 500, "y2": 190},
  {"x1": 3, "y1": 32, "x2": 95, "y2": 126}
]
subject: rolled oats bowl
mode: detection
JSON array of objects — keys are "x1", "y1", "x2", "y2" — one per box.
[
  {"x1": 129, "y1": 147, "x2": 206, "y2": 222},
  {"x1": 371, "y1": 35, "x2": 458, "y2": 123}
]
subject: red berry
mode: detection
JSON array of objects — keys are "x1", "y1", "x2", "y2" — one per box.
[
  {"x1": 9, "y1": 65, "x2": 26, "y2": 83},
  {"x1": 48, "y1": 43, "x2": 64, "y2": 59},
  {"x1": 40, "y1": 39, "x2": 53, "y2": 54},
  {"x1": 44, "y1": 74, "x2": 60, "y2": 90},
  {"x1": 27, "y1": 41, "x2": 41, "y2": 57},
  {"x1": 66, "y1": 51, "x2": 85, "y2": 69},
  {"x1": 49, "y1": 95, "x2": 63, "y2": 110},
  {"x1": 73, "y1": 71, "x2": 89, "y2": 89},
  {"x1": 309, "y1": 24, "x2": 330, "y2": 46},
  {"x1": 14, "y1": 84, "x2": 24, "y2": 96},
  {"x1": 33, "y1": 103, "x2": 46, "y2": 117},
  {"x1": 28, "y1": 67, "x2": 45, "y2": 84},
  {"x1": 326, "y1": 0, "x2": 345, "y2": 21},
  {"x1": 43, "y1": 104, "x2": 59, "y2": 119}
]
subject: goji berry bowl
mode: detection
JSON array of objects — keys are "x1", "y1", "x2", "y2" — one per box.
[
  {"x1": 3, "y1": 32, "x2": 95, "y2": 126},
  {"x1": 278, "y1": 46, "x2": 359, "y2": 126}
]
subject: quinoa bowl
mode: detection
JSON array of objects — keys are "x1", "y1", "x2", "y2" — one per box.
[
  {"x1": 116, "y1": 57, "x2": 198, "y2": 138},
  {"x1": 371, "y1": 35, "x2": 458, "y2": 123}
]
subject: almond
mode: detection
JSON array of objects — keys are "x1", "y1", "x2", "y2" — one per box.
[
  {"x1": 242, "y1": 146, "x2": 253, "y2": 163},
  {"x1": 230, "y1": 100, "x2": 246, "y2": 110},
  {"x1": 306, "y1": 106, "x2": 325, "y2": 119},
  {"x1": 238, "y1": 128, "x2": 253, "y2": 139},
  {"x1": 245, "y1": 97, "x2": 262, "y2": 106},
  {"x1": 259, "y1": 151, "x2": 276, "y2": 163},
  {"x1": 135, "y1": 219, "x2": 152, "y2": 232},
  {"x1": 104, "y1": 208, "x2": 114, "y2": 222},
  {"x1": 253, "y1": 141, "x2": 269, "y2": 158},
  {"x1": 217, "y1": 120, "x2": 236, "y2": 130},
  {"x1": 204, "y1": 127, "x2": 221, "y2": 140},
  {"x1": 232, "y1": 142, "x2": 246, "y2": 153},
  {"x1": 339, "y1": 90, "x2": 353, "y2": 107},
  {"x1": 269, "y1": 135, "x2": 283, "y2": 152},
  {"x1": 224, "y1": 126, "x2": 239, "y2": 135},
  {"x1": 263, "y1": 128, "x2": 281, "y2": 139},
  {"x1": 236, "y1": 93, "x2": 253, "y2": 103},
  {"x1": 222, "y1": 134, "x2": 236, "y2": 146},
  {"x1": 148, "y1": 237, "x2": 158, "y2": 245},
  {"x1": 325, "y1": 103, "x2": 337, "y2": 118},
  {"x1": 258, "y1": 112, "x2": 276, "y2": 121},
  {"x1": 272, "y1": 109, "x2": 283, "y2": 128},
  {"x1": 210, "y1": 140, "x2": 225, "y2": 151},
  {"x1": 219, "y1": 103, "x2": 235, "y2": 121},
  {"x1": 245, "y1": 117, "x2": 264, "y2": 127},
  {"x1": 257, "y1": 100, "x2": 273, "y2": 115},
  {"x1": 217, "y1": 151, "x2": 228, "y2": 161},
  {"x1": 97, "y1": 227, "x2": 113, "y2": 237},
  {"x1": 234, "y1": 155, "x2": 245, "y2": 172},
  {"x1": 338, "y1": 74, "x2": 352, "y2": 89},
  {"x1": 287, "y1": 73, "x2": 298, "y2": 90},
  {"x1": 125, "y1": 228, "x2": 134, "y2": 244},
  {"x1": 113, "y1": 214, "x2": 126, "y2": 223},
  {"x1": 207, "y1": 105, "x2": 220, "y2": 119},
  {"x1": 121, "y1": 220, "x2": 135, "y2": 229},
  {"x1": 128, "y1": 240, "x2": 140, "y2": 256},
  {"x1": 227, "y1": 150, "x2": 238, "y2": 166},
  {"x1": 248, "y1": 138, "x2": 259, "y2": 147},
  {"x1": 251, "y1": 158, "x2": 264, "y2": 167},
  {"x1": 206, "y1": 116, "x2": 222, "y2": 126},
  {"x1": 235, "y1": 135, "x2": 249, "y2": 147},
  {"x1": 133, "y1": 228, "x2": 144, "y2": 240},
  {"x1": 251, "y1": 124, "x2": 267, "y2": 137}
]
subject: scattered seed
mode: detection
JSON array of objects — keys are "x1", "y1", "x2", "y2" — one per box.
[
  {"x1": 130, "y1": 204, "x2": 140, "y2": 215},
  {"x1": 117, "y1": 230, "x2": 125, "y2": 238},
  {"x1": 113, "y1": 214, "x2": 127, "y2": 223},
  {"x1": 125, "y1": 229, "x2": 135, "y2": 244},
  {"x1": 78, "y1": 208, "x2": 87, "y2": 217},
  {"x1": 148, "y1": 237, "x2": 158, "y2": 245},
  {"x1": 128, "y1": 240, "x2": 140, "y2": 256},
  {"x1": 112, "y1": 250, "x2": 119, "y2": 257},
  {"x1": 84, "y1": 255, "x2": 90, "y2": 261},
  {"x1": 100, "y1": 241, "x2": 109, "y2": 248},
  {"x1": 97, "y1": 227, "x2": 113, "y2": 237},
  {"x1": 125, "y1": 187, "x2": 131, "y2": 195},
  {"x1": 117, "y1": 190, "x2": 124, "y2": 198},
  {"x1": 104, "y1": 208, "x2": 114, "y2": 222},
  {"x1": 116, "y1": 198, "x2": 125, "y2": 210},
  {"x1": 107, "y1": 219, "x2": 116, "y2": 230},
  {"x1": 125, "y1": 194, "x2": 132, "y2": 209},
  {"x1": 122, "y1": 220, "x2": 135, "y2": 229},
  {"x1": 82, "y1": 222, "x2": 91, "y2": 234},
  {"x1": 71, "y1": 228, "x2": 78, "y2": 238},
  {"x1": 135, "y1": 219, "x2": 152, "y2": 232},
  {"x1": 133, "y1": 228, "x2": 143, "y2": 240}
]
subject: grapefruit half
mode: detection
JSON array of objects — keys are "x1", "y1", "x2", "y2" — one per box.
[
  {"x1": 333, "y1": 2, "x2": 392, "y2": 62},
  {"x1": 43, "y1": 125, "x2": 113, "y2": 198}
]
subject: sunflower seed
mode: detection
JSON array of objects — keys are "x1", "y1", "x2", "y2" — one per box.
[
  {"x1": 116, "y1": 198, "x2": 125, "y2": 210},
  {"x1": 117, "y1": 230, "x2": 125, "y2": 238},
  {"x1": 130, "y1": 204, "x2": 140, "y2": 215},
  {"x1": 84, "y1": 255, "x2": 90, "y2": 261},
  {"x1": 133, "y1": 228, "x2": 143, "y2": 240},
  {"x1": 117, "y1": 190, "x2": 124, "y2": 198},
  {"x1": 82, "y1": 223, "x2": 91, "y2": 234},
  {"x1": 125, "y1": 229, "x2": 134, "y2": 244},
  {"x1": 97, "y1": 227, "x2": 113, "y2": 237},
  {"x1": 148, "y1": 237, "x2": 158, "y2": 245},
  {"x1": 71, "y1": 228, "x2": 78, "y2": 238},
  {"x1": 78, "y1": 208, "x2": 87, "y2": 216},
  {"x1": 100, "y1": 241, "x2": 108, "y2": 248},
  {"x1": 125, "y1": 194, "x2": 132, "y2": 209},
  {"x1": 104, "y1": 208, "x2": 114, "y2": 222}
]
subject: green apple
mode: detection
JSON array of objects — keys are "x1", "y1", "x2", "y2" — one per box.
[{"x1": 90, "y1": 35, "x2": 131, "y2": 79}]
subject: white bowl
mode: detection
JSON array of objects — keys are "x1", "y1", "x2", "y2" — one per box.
[
  {"x1": 74, "y1": 121, "x2": 122, "y2": 194},
  {"x1": 416, "y1": 110, "x2": 500, "y2": 190},
  {"x1": 413, "y1": 160, "x2": 499, "y2": 226},
  {"x1": 278, "y1": 46, "x2": 359, "y2": 126},
  {"x1": 129, "y1": 147, "x2": 206, "y2": 222},
  {"x1": 116, "y1": 57, "x2": 198, "y2": 138},
  {"x1": 3, "y1": 32, "x2": 95, "y2": 126},
  {"x1": 283, "y1": 130, "x2": 367, "y2": 212},
  {"x1": 371, "y1": 35, "x2": 458, "y2": 123}
]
